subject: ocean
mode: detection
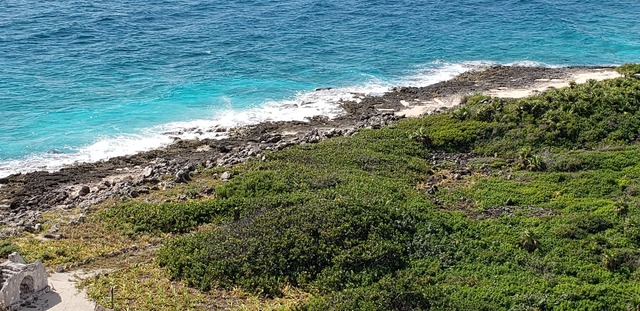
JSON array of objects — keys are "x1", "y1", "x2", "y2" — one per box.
[{"x1": 1, "y1": 0, "x2": 639, "y2": 177}]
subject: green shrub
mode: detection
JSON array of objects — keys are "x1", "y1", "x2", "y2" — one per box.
[
  {"x1": 616, "y1": 64, "x2": 640, "y2": 78},
  {"x1": 0, "y1": 241, "x2": 18, "y2": 258},
  {"x1": 159, "y1": 194, "x2": 418, "y2": 295},
  {"x1": 477, "y1": 77, "x2": 640, "y2": 153},
  {"x1": 574, "y1": 214, "x2": 614, "y2": 234},
  {"x1": 402, "y1": 114, "x2": 497, "y2": 152},
  {"x1": 215, "y1": 170, "x2": 292, "y2": 199},
  {"x1": 301, "y1": 272, "x2": 436, "y2": 311},
  {"x1": 602, "y1": 248, "x2": 640, "y2": 272},
  {"x1": 96, "y1": 200, "x2": 221, "y2": 234}
]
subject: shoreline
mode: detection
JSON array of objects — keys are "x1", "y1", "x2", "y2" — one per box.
[
  {"x1": 0, "y1": 65, "x2": 621, "y2": 236},
  {"x1": 397, "y1": 67, "x2": 621, "y2": 117}
]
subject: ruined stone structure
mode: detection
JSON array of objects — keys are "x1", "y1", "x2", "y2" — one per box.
[{"x1": 0, "y1": 253, "x2": 49, "y2": 310}]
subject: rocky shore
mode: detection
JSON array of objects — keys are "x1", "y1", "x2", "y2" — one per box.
[{"x1": 0, "y1": 65, "x2": 617, "y2": 236}]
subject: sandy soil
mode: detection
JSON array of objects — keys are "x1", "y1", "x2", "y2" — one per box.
[
  {"x1": 398, "y1": 95, "x2": 463, "y2": 117},
  {"x1": 19, "y1": 272, "x2": 95, "y2": 311}
]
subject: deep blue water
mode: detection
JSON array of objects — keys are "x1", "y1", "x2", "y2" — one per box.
[{"x1": 1, "y1": 0, "x2": 639, "y2": 176}]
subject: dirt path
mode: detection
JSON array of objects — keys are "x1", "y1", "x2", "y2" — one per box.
[{"x1": 19, "y1": 272, "x2": 95, "y2": 311}]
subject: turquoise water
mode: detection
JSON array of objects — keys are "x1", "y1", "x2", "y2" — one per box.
[{"x1": 1, "y1": 0, "x2": 639, "y2": 176}]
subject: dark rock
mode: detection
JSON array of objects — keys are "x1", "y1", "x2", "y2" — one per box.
[
  {"x1": 428, "y1": 186, "x2": 439, "y2": 194},
  {"x1": 51, "y1": 192, "x2": 68, "y2": 204},
  {"x1": 129, "y1": 190, "x2": 139, "y2": 198},
  {"x1": 265, "y1": 135, "x2": 282, "y2": 143},
  {"x1": 175, "y1": 169, "x2": 191, "y2": 183},
  {"x1": 78, "y1": 186, "x2": 91, "y2": 196},
  {"x1": 44, "y1": 234, "x2": 62, "y2": 240}
]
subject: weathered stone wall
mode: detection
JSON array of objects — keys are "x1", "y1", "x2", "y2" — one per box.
[{"x1": 0, "y1": 254, "x2": 48, "y2": 311}]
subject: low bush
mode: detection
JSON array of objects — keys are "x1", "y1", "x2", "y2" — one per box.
[
  {"x1": 158, "y1": 183, "x2": 423, "y2": 296},
  {"x1": 300, "y1": 272, "x2": 436, "y2": 311},
  {"x1": 0, "y1": 241, "x2": 18, "y2": 258},
  {"x1": 96, "y1": 200, "x2": 221, "y2": 234},
  {"x1": 616, "y1": 63, "x2": 640, "y2": 78}
]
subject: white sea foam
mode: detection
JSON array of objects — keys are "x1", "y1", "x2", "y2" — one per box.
[
  {"x1": 0, "y1": 61, "x2": 527, "y2": 178},
  {"x1": 399, "y1": 61, "x2": 493, "y2": 87},
  {"x1": 0, "y1": 133, "x2": 175, "y2": 178},
  {"x1": 504, "y1": 60, "x2": 562, "y2": 68}
]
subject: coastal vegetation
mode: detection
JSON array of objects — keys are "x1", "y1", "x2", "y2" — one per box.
[
  {"x1": 4, "y1": 65, "x2": 640, "y2": 310},
  {"x1": 0, "y1": 241, "x2": 18, "y2": 258},
  {"x1": 616, "y1": 63, "x2": 640, "y2": 78}
]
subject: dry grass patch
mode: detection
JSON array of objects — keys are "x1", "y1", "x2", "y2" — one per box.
[
  {"x1": 84, "y1": 260, "x2": 311, "y2": 311},
  {"x1": 14, "y1": 217, "x2": 163, "y2": 267}
]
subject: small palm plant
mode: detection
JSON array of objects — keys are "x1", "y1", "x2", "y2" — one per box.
[
  {"x1": 451, "y1": 106, "x2": 472, "y2": 120},
  {"x1": 518, "y1": 146, "x2": 533, "y2": 161},
  {"x1": 409, "y1": 127, "x2": 432, "y2": 147},
  {"x1": 527, "y1": 155, "x2": 547, "y2": 172},
  {"x1": 520, "y1": 229, "x2": 539, "y2": 253},
  {"x1": 517, "y1": 147, "x2": 546, "y2": 171}
]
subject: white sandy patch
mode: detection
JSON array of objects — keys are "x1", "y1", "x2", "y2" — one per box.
[
  {"x1": 397, "y1": 95, "x2": 463, "y2": 117},
  {"x1": 572, "y1": 70, "x2": 621, "y2": 84},
  {"x1": 19, "y1": 272, "x2": 96, "y2": 311},
  {"x1": 486, "y1": 68, "x2": 621, "y2": 98},
  {"x1": 399, "y1": 106, "x2": 430, "y2": 117},
  {"x1": 397, "y1": 68, "x2": 621, "y2": 117}
]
